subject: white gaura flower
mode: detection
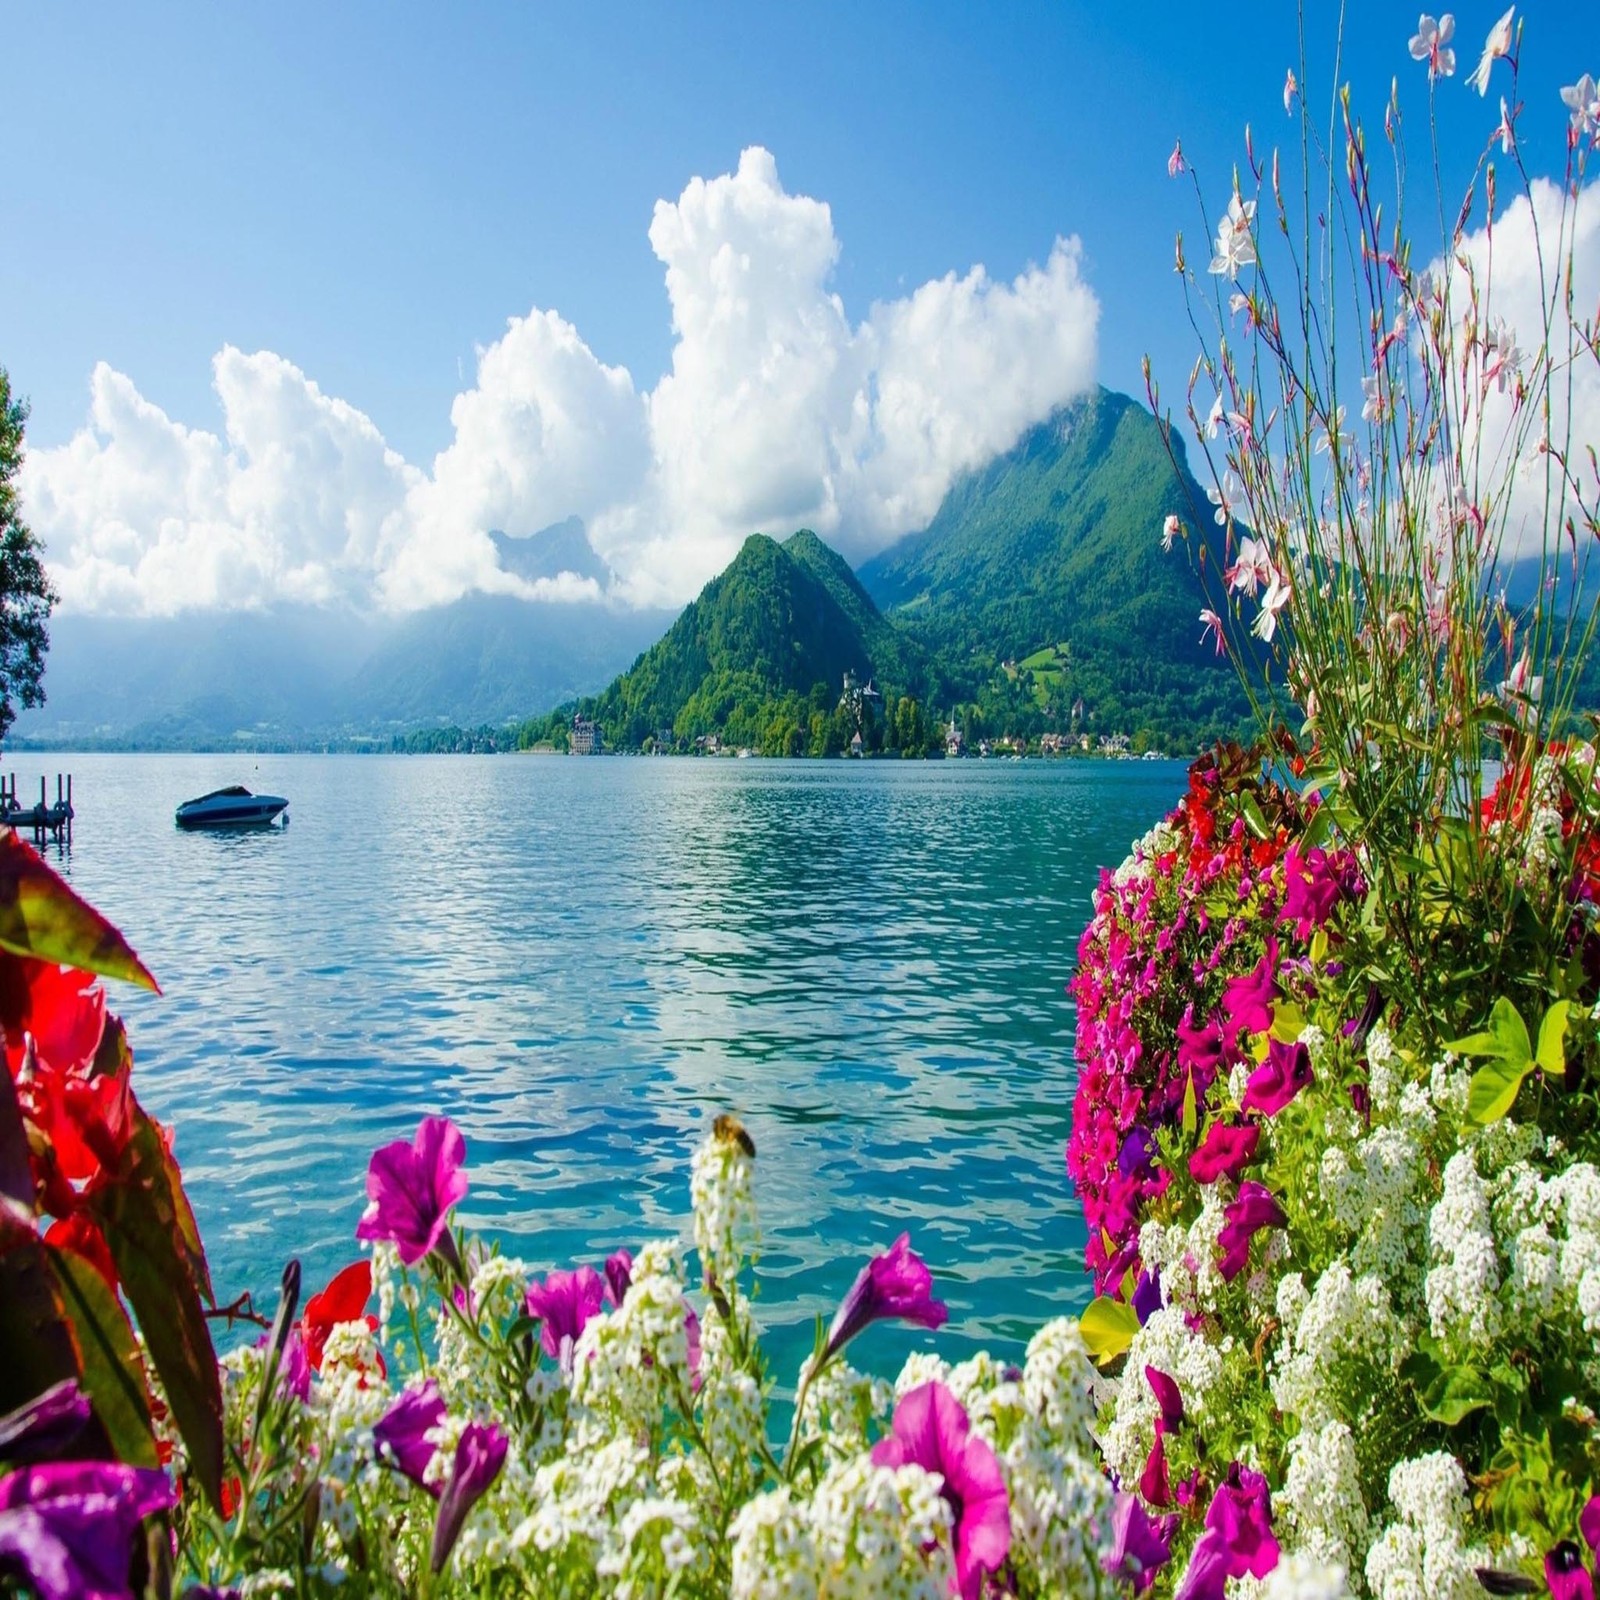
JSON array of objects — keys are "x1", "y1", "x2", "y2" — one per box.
[
  {"x1": 1466, "y1": 7, "x2": 1514, "y2": 96},
  {"x1": 1314, "y1": 405, "x2": 1350, "y2": 455},
  {"x1": 1408, "y1": 14, "x2": 1457, "y2": 80},
  {"x1": 1210, "y1": 194, "x2": 1257, "y2": 278},
  {"x1": 1168, "y1": 139, "x2": 1186, "y2": 178},
  {"x1": 1496, "y1": 96, "x2": 1516, "y2": 154},
  {"x1": 1483, "y1": 320, "x2": 1521, "y2": 393},
  {"x1": 1361, "y1": 374, "x2": 1386, "y2": 423},
  {"x1": 1205, "y1": 393, "x2": 1227, "y2": 438},
  {"x1": 1161, "y1": 514, "x2": 1182, "y2": 552},
  {"x1": 1252, "y1": 568, "x2": 1293, "y2": 642},
  {"x1": 1562, "y1": 74, "x2": 1600, "y2": 142},
  {"x1": 1284, "y1": 69, "x2": 1299, "y2": 114},
  {"x1": 1226, "y1": 534, "x2": 1274, "y2": 597},
  {"x1": 1207, "y1": 469, "x2": 1245, "y2": 526},
  {"x1": 1199, "y1": 608, "x2": 1226, "y2": 656}
]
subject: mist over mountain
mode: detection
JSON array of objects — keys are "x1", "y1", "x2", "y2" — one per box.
[{"x1": 13, "y1": 522, "x2": 673, "y2": 748}]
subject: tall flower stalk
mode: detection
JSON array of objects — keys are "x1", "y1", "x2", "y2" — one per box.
[{"x1": 1151, "y1": 4, "x2": 1600, "y2": 1036}]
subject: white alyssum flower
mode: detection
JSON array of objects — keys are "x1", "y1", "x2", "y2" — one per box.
[
  {"x1": 1279, "y1": 1420, "x2": 1371, "y2": 1576},
  {"x1": 1272, "y1": 1260, "x2": 1405, "y2": 1428},
  {"x1": 1425, "y1": 1151, "x2": 1502, "y2": 1353},
  {"x1": 1367, "y1": 1453, "x2": 1489, "y2": 1600},
  {"x1": 1262, "y1": 1553, "x2": 1356, "y2": 1600},
  {"x1": 691, "y1": 1129, "x2": 758, "y2": 1288}
]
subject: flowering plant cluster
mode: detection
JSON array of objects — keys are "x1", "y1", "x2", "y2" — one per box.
[{"x1": 1071, "y1": 11, "x2": 1600, "y2": 1596}]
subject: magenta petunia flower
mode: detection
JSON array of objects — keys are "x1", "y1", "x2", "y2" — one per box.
[
  {"x1": 1145, "y1": 1366, "x2": 1184, "y2": 1432},
  {"x1": 355, "y1": 1116, "x2": 469, "y2": 1267},
  {"x1": 685, "y1": 1306, "x2": 703, "y2": 1393},
  {"x1": 823, "y1": 1233, "x2": 949, "y2": 1362},
  {"x1": 1204, "y1": 1463, "x2": 1279, "y2": 1578},
  {"x1": 0, "y1": 1459, "x2": 174, "y2": 1600},
  {"x1": 373, "y1": 1380, "x2": 446, "y2": 1495},
  {"x1": 1584, "y1": 1497, "x2": 1600, "y2": 1557},
  {"x1": 1547, "y1": 1543, "x2": 1595, "y2": 1600},
  {"x1": 429, "y1": 1420, "x2": 508, "y2": 1574},
  {"x1": 872, "y1": 1381, "x2": 1010, "y2": 1600},
  {"x1": 1279, "y1": 845, "x2": 1356, "y2": 938},
  {"x1": 1102, "y1": 1490, "x2": 1176, "y2": 1593},
  {"x1": 1188, "y1": 1120, "x2": 1260, "y2": 1183},
  {"x1": 603, "y1": 1249, "x2": 634, "y2": 1307},
  {"x1": 1240, "y1": 1040, "x2": 1313, "y2": 1118},
  {"x1": 1139, "y1": 1428, "x2": 1171, "y2": 1507},
  {"x1": 1220, "y1": 943, "x2": 1280, "y2": 1049},
  {"x1": 1218, "y1": 1182, "x2": 1287, "y2": 1280},
  {"x1": 526, "y1": 1266, "x2": 606, "y2": 1368},
  {"x1": 1176, "y1": 1014, "x2": 1227, "y2": 1089},
  {"x1": 1174, "y1": 1531, "x2": 1234, "y2": 1600}
]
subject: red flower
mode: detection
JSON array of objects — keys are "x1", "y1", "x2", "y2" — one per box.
[
  {"x1": 301, "y1": 1261, "x2": 380, "y2": 1371},
  {"x1": 44, "y1": 1212, "x2": 119, "y2": 1291}
]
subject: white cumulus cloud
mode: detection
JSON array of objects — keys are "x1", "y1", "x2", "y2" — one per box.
[{"x1": 22, "y1": 147, "x2": 1100, "y2": 616}]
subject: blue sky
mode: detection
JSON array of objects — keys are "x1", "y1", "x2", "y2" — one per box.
[{"x1": 5, "y1": 2, "x2": 1597, "y2": 612}]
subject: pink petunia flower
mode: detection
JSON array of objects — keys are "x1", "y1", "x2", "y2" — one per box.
[
  {"x1": 1189, "y1": 1119, "x2": 1260, "y2": 1183},
  {"x1": 1218, "y1": 1182, "x2": 1287, "y2": 1280},
  {"x1": 1102, "y1": 1491, "x2": 1176, "y2": 1593},
  {"x1": 525, "y1": 1266, "x2": 606, "y2": 1370},
  {"x1": 355, "y1": 1116, "x2": 469, "y2": 1268},
  {"x1": 1241, "y1": 1039, "x2": 1314, "y2": 1118},
  {"x1": 872, "y1": 1382, "x2": 1010, "y2": 1600},
  {"x1": 824, "y1": 1233, "x2": 949, "y2": 1361}
]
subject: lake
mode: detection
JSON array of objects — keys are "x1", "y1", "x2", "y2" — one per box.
[{"x1": 39, "y1": 752, "x2": 1183, "y2": 1383}]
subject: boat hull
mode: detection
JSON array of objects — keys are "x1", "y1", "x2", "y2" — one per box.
[{"x1": 175, "y1": 797, "x2": 289, "y2": 829}]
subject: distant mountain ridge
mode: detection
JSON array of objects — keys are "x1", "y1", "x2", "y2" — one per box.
[
  {"x1": 858, "y1": 387, "x2": 1249, "y2": 746},
  {"x1": 570, "y1": 529, "x2": 931, "y2": 753}
]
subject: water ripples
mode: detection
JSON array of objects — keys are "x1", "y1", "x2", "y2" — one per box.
[{"x1": 48, "y1": 751, "x2": 1181, "y2": 1379}]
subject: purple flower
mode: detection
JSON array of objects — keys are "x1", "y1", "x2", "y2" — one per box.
[
  {"x1": 1132, "y1": 1269, "x2": 1163, "y2": 1326},
  {"x1": 1175, "y1": 1015, "x2": 1226, "y2": 1086},
  {"x1": 1240, "y1": 1040, "x2": 1313, "y2": 1118},
  {"x1": 1188, "y1": 1120, "x2": 1259, "y2": 1184},
  {"x1": 823, "y1": 1234, "x2": 949, "y2": 1362},
  {"x1": 1119, "y1": 1128, "x2": 1159, "y2": 1179},
  {"x1": 0, "y1": 1381, "x2": 92, "y2": 1466},
  {"x1": 1583, "y1": 1497, "x2": 1600, "y2": 1557},
  {"x1": 374, "y1": 1381, "x2": 446, "y2": 1495},
  {"x1": 685, "y1": 1306, "x2": 703, "y2": 1393},
  {"x1": 430, "y1": 1420, "x2": 507, "y2": 1574},
  {"x1": 0, "y1": 1460, "x2": 174, "y2": 1600},
  {"x1": 1280, "y1": 846, "x2": 1354, "y2": 938},
  {"x1": 1145, "y1": 1366, "x2": 1184, "y2": 1432},
  {"x1": 1174, "y1": 1532, "x2": 1234, "y2": 1600},
  {"x1": 355, "y1": 1116, "x2": 468, "y2": 1268},
  {"x1": 603, "y1": 1249, "x2": 634, "y2": 1307},
  {"x1": 1102, "y1": 1491, "x2": 1176, "y2": 1593},
  {"x1": 1204, "y1": 1463, "x2": 1280, "y2": 1578},
  {"x1": 872, "y1": 1382, "x2": 1009, "y2": 1600},
  {"x1": 525, "y1": 1266, "x2": 606, "y2": 1368},
  {"x1": 251, "y1": 1325, "x2": 312, "y2": 1403},
  {"x1": 1220, "y1": 944, "x2": 1280, "y2": 1050},
  {"x1": 1218, "y1": 1182, "x2": 1287, "y2": 1281},
  {"x1": 1548, "y1": 1543, "x2": 1596, "y2": 1600}
]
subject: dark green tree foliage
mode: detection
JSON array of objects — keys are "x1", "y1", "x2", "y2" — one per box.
[{"x1": 0, "y1": 369, "x2": 56, "y2": 745}]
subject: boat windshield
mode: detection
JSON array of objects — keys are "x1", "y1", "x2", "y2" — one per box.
[{"x1": 188, "y1": 786, "x2": 254, "y2": 803}]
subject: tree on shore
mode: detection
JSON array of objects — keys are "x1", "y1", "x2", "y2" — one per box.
[{"x1": 0, "y1": 368, "x2": 56, "y2": 746}]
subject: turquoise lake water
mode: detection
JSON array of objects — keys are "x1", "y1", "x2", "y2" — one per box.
[{"x1": 41, "y1": 753, "x2": 1183, "y2": 1383}]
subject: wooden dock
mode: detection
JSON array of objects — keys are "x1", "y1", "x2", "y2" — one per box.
[{"x1": 2, "y1": 773, "x2": 74, "y2": 844}]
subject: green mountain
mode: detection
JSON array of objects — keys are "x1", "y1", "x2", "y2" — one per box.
[
  {"x1": 858, "y1": 387, "x2": 1249, "y2": 749},
  {"x1": 532, "y1": 529, "x2": 934, "y2": 756}
]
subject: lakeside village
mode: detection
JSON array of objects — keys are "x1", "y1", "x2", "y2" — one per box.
[{"x1": 558, "y1": 671, "x2": 1170, "y2": 761}]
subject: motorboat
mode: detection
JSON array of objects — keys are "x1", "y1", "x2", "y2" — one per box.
[{"x1": 175, "y1": 786, "x2": 289, "y2": 829}]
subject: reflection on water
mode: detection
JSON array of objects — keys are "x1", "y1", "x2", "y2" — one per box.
[{"x1": 46, "y1": 753, "x2": 1182, "y2": 1379}]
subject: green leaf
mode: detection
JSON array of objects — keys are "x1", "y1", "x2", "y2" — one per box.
[
  {"x1": 1080, "y1": 1297, "x2": 1140, "y2": 1366},
  {"x1": 1467, "y1": 1058, "x2": 1531, "y2": 1125},
  {"x1": 1181, "y1": 1070, "x2": 1198, "y2": 1136},
  {"x1": 0, "y1": 831, "x2": 158, "y2": 990},
  {"x1": 1309, "y1": 928, "x2": 1328, "y2": 967},
  {"x1": 0, "y1": 1206, "x2": 83, "y2": 1423},
  {"x1": 1418, "y1": 1363, "x2": 1494, "y2": 1426},
  {"x1": 1536, "y1": 1001, "x2": 1571, "y2": 1076},
  {"x1": 1270, "y1": 1002, "x2": 1305, "y2": 1043},
  {"x1": 90, "y1": 1105, "x2": 223, "y2": 1510},
  {"x1": 49, "y1": 1247, "x2": 159, "y2": 1469},
  {"x1": 1446, "y1": 997, "x2": 1531, "y2": 1064}
]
